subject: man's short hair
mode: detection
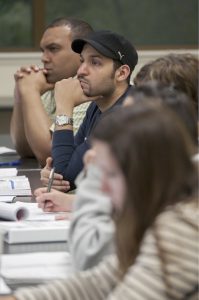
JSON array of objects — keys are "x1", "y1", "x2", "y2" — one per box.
[{"x1": 46, "y1": 17, "x2": 93, "y2": 40}]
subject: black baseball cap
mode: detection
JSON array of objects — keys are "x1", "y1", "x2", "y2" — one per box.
[{"x1": 72, "y1": 30, "x2": 138, "y2": 72}]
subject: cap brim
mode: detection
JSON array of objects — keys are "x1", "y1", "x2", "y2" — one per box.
[
  {"x1": 71, "y1": 39, "x2": 87, "y2": 53},
  {"x1": 72, "y1": 38, "x2": 116, "y2": 60}
]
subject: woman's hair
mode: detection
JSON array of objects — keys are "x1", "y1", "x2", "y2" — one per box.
[
  {"x1": 91, "y1": 102, "x2": 197, "y2": 277},
  {"x1": 133, "y1": 53, "x2": 199, "y2": 114}
]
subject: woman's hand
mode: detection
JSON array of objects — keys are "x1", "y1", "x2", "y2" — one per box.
[{"x1": 34, "y1": 187, "x2": 75, "y2": 212}]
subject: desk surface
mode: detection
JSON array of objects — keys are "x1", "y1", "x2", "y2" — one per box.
[
  {"x1": 18, "y1": 157, "x2": 41, "y2": 170},
  {"x1": 18, "y1": 169, "x2": 41, "y2": 195}
]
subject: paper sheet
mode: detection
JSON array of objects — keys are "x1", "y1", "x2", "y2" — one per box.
[
  {"x1": 0, "y1": 202, "x2": 60, "y2": 221},
  {"x1": 0, "y1": 147, "x2": 16, "y2": 155},
  {"x1": 0, "y1": 225, "x2": 11, "y2": 294},
  {"x1": 1, "y1": 252, "x2": 73, "y2": 284},
  {"x1": 0, "y1": 196, "x2": 15, "y2": 203},
  {"x1": 0, "y1": 202, "x2": 29, "y2": 221},
  {"x1": 0, "y1": 202, "x2": 70, "y2": 243},
  {"x1": 0, "y1": 168, "x2": 17, "y2": 177},
  {"x1": 0, "y1": 177, "x2": 31, "y2": 196},
  {"x1": 0, "y1": 277, "x2": 11, "y2": 295}
]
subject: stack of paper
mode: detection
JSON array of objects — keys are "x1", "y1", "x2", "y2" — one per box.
[
  {"x1": 1, "y1": 252, "x2": 73, "y2": 285},
  {"x1": 0, "y1": 202, "x2": 70, "y2": 244},
  {"x1": 1, "y1": 220, "x2": 70, "y2": 244},
  {"x1": 0, "y1": 277, "x2": 11, "y2": 295},
  {"x1": 0, "y1": 196, "x2": 15, "y2": 203},
  {"x1": 0, "y1": 168, "x2": 17, "y2": 177},
  {"x1": 0, "y1": 169, "x2": 31, "y2": 196},
  {"x1": 0, "y1": 176, "x2": 31, "y2": 196}
]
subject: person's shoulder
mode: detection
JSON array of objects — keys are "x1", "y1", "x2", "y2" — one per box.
[
  {"x1": 156, "y1": 198, "x2": 198, "y2": 229},
  {"x1": 84, "y1": 101, "x2": 99, "y2": 117},
  {"x1": 87, "y1": 101, "x2": 98, "y2": 110}
]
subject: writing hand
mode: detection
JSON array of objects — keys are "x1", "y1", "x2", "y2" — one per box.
[
  {"x1": 34, "y1": 187, "x2": 75, "y2": 212},
  {"x1": 55, "y1": 212, "x2": 72, "y2": 220}
]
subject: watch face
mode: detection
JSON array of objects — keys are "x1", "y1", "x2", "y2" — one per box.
[
  {"x1": 56, "y1": 115, "x2": 73, "y2": 126},
  {"x1": 58, "y1": 115, "x2": 67, "y2": 125}
]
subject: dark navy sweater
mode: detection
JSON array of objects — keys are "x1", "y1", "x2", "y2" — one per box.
[{"x1": 52, "y1": 86, "x2": 132, "y2": 189}]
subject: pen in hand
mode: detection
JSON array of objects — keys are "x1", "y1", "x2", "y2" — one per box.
[
  {"x1": 47, "y1": 167, "x2": 55, "y2": 193},
  {"x1": 44, "y1": 168, "x2": 55, "y2": 210}
]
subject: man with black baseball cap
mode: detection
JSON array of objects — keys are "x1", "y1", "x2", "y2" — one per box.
[
  {"x1": 41, "y1": 30, "x2": 138, "y2": 189},
  {"x1": 72, "y1": 30, "x2": 138, "y2": 74}
]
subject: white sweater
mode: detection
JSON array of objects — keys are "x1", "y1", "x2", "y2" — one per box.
[
  {"x1": 69, "y1": 165, "x2": 115, "y2": 270},
  {"x1": 15, "y1": 199, "x2": 198, "y2": 300}
]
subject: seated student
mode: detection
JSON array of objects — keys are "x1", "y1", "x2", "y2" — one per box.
[
  {"x1": 40, "y1": 52, "x2": 198, "y2": 191},
  {"x1": 10, "y1": 17, "x2": 93, "y2": 167},
  {"x1": 35, "y1": 85, "x2": 198, "y2": 271},
  {"x1": 40, "y1": 30, "x2": 138, "y2": 190},
  {"x1": 3, "y1": 102, "x2": 198, "y2": 300},
  {"x1": 124, "y1": 81, "x2": 198, "y2": 146},
  {"x1": 133, "y1": 53, "x2": 199, "y2": 114}
]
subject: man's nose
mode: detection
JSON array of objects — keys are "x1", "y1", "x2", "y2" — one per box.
[
  {"x1": 41, "y1": 52, "x2": 50, "y2": 64},
  {"x1": 77, "y1": 62, "x2": 88, "y2": 76}
]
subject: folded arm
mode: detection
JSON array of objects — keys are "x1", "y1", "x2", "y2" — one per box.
[{"x1": 10, "y1": 66, "x2": 54, "y2": 166}]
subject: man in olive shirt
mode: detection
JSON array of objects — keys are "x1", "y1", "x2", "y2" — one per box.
[{"x1": 10, "y1": 18, "x2": 93, "y2": 166}]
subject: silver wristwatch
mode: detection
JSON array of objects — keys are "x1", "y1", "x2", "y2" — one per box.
[{"x1": 55, "y1": 115, "x2": 73, "y2": 126}]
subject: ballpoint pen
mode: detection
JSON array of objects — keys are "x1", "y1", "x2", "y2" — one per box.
[
  {"x1": 47, "y1": 167, "x2": 55, "y2": 193},
  {"x1": 44, "y1": 168, "x2": 55, "y2": 210}
]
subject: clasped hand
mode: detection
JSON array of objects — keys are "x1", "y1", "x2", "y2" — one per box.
[{"x1": 14, "y1": 65, "x2": 54, "y2": 96}]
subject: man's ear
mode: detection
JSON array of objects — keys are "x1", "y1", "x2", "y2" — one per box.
[{"x1": 116, "y1": 65, "x2": 131, "y2": 82}]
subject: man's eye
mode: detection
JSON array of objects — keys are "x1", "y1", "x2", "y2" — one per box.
[
  {"x1": 49, "y1": 47, "x2": 59, "y2": 52},
  {"x1": 91, "y1": 59, "x2": 100, "y2": 66}
]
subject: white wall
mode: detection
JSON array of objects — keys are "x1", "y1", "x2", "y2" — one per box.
[
  {"x1": 0, "y1": 52, "x2": 41, "y2": 108},
  {"x1": 0, "y1": 49, "x2": 198, "y2": 108}
]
